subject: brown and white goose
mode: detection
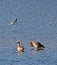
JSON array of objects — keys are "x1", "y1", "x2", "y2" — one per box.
[
  {"x1": 30, "y1": 41, "x2": 44, "y2": 50},
  {"x1": 17, "y1": 42, "x2": 24, "y2": 52}
]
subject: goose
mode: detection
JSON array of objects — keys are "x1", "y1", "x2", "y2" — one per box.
[
  {"x1": 30, "y1": 41, "x2": 44, "y2": 50},
  {"x1": 17, "y1": 42, "x2": 24, "y2": 52}
]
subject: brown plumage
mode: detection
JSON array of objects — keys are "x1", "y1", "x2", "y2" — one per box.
[
  {"x1": 17, "y1": 42, "x2": 24, "y2": 52},
  {"x1": 30, "y1": 41, "x2": 44, "y2": 50}
]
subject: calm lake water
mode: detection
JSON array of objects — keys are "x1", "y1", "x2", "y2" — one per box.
[{"x1": 0, "y1": 0, "x2": 57, "y2": 65}]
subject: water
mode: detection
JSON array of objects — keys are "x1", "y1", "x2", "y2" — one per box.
[{"x1": 0, "y1": 0, "x2": 57, "y2": 65}]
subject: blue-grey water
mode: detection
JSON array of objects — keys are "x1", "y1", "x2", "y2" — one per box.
[{"x1": 0, "y1": 0, "x2": 57, "y2": 65}]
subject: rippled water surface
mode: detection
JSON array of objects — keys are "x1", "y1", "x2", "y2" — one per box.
[{"x1": 0, "y1": 0, "x2": 57, "y2": 65}]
